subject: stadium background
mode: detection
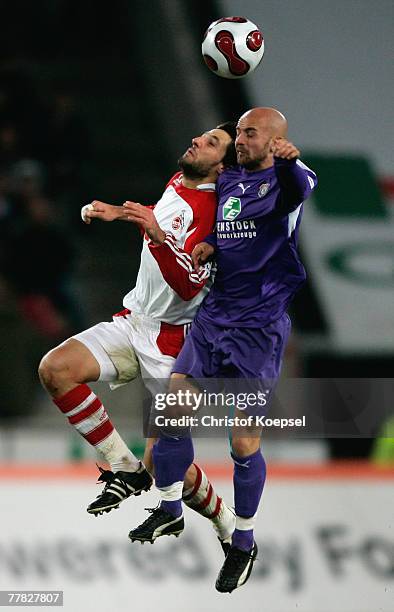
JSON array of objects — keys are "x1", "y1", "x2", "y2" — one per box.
[{"x1": 0, "y1": 1, "x2": 393, "y2": 610}]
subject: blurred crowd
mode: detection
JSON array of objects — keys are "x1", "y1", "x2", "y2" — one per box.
[
  {"x1": 0, "y1": 66, "x2": 91, "y2": 416},
  {"x1": 0, "y1": 67, "x2": 91, "y2": 335}
]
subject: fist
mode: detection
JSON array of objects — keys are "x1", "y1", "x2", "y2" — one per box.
[
  {"x1": 272, "y1": 137, "x2": 300, "y2": 160},
  {"x1": 81, "y1": 200, "x2": 127, "y2": 223},
  {"x1": 191, "y1": 242, "x2": 215, "y2": 271}
]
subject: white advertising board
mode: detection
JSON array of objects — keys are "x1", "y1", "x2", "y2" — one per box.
[
  {"x1": 0, "y1": 471, "x2": 392, "y2": 612},
  {"x1": 300, "y1": 203, "x2": 394, "y2": 353}
]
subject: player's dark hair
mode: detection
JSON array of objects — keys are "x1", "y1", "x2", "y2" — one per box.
[{"x1": 216, "y1": 121, "x2": 237, "y2": 167}]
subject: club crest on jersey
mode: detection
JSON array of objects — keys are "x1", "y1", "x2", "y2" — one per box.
[
  {"x1": 173, "y1": 175, "x2": 183, "y2": 187},
  {"x1": 172, "y1": 211, "x2": 185, "y2": 230},
  {"x1": 258, "y1": 182, "x2": 270, "y2": 198},
  {"x1": 223, "y1": 197, "x2": 241, "y2": 221}
]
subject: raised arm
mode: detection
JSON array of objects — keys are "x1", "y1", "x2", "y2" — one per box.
[
  {"x1": 81, "y1": 200, "x2": 131, "y2": 224},
  {"x1": 272, "y1": 138, "x2": 317, "y2": 213}
]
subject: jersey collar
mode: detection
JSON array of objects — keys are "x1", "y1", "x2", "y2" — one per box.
[{"x1": 195, "y1": 182, "x2": 216, "y2": 191}]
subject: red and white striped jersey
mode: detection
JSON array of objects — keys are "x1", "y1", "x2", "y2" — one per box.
[{"x1": 123, "y1": 173, "x2": 217, "y2": 325}]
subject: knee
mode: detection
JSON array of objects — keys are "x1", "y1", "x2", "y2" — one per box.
[
  {"x1": 38, "y1": 347, "x2": 71, "y2": 392},
  {"x1": 231, "y1": 437, "x2": 260, "y2": 458}
]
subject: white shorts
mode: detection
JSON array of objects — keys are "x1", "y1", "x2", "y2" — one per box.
[{"x1": 73, "y1": 310, "x2": 188, "y2": 395}]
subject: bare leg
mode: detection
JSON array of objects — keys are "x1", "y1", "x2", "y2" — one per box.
[
  {"x1": 38, "y1": 338, "x2": 140, "y2": 473},
  {"x1": 39, "y1": 338, "x2": 100, "y2": 397},
  {"x1": 231, "y1": 407, "x2": 262, "y2": 457}
]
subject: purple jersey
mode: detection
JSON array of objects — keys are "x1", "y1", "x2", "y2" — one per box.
[{"x1": 199, "y1": 157, "x2": 317, "y2": 327}]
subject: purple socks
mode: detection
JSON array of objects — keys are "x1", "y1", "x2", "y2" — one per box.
[
  {"x1": 153, "y1": 435, "x2": 194, "y2": 518},
  {"x1": 160, "y1": 500, "x2": 182, "y2": 517},
  {"x1": 232, "y1": 528, "x2": 254, "y2": 551},
  {"x1": 231, "y1": 448, "x2": 266, "y2": 551}
]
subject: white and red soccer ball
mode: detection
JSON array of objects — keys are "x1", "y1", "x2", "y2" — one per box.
[{"x1": 202, "y1": 17, "x2": 264, "y2": 79}]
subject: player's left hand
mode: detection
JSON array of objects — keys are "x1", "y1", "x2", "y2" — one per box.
[
  {"x1": 123, "y1": 201, "x2": 166, "y2": 245},
  {"x1": 272, "y1": 137, "x2": 300, "y2": 160}
]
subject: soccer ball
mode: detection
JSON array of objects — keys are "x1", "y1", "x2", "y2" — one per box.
[{"x1": 202, "y1": 16, "x2": 264, "y2": 79}]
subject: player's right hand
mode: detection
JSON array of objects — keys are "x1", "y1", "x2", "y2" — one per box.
[
  {"x1": 191, "y1": 242, "x2": 215, "y2": 271},
  {"x1": 271, "y1": 137, "x2": 300, "y2": 160},
  {"x1": 81, "y1": 201, "x2": 129, "y2": 224}
]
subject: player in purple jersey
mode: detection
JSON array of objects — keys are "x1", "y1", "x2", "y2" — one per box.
[{"x1": 129, "y1": 108, "x2": 317, "y2": 593}]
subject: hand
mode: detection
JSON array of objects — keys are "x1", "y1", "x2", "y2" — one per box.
[
  {"x1": 272, "y1": 137, "x2": 300, "y2": 160},
  {"x1": 81, "y1": 200, "x2": 129, "y2": 224},
  {"x1": 191, "y1": 242, "x2": 214, "y2": 271},
  {"x1": 123, "y1": 201, "x2": 166, "y2": 245}
]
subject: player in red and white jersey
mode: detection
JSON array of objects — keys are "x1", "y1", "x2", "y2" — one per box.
[
  {"x1": 123, "y1": 171, "x2": 217, "y2": 323},
  {"x1": 38, "y1": 123, "x2": 236, "y2": 549}
]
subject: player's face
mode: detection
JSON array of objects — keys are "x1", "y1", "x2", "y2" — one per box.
[
  {"x1": 178, "y1": 128, "x2": 232, "y2": 179},
  {"x1": 235, "y1": 117, "x2": 273, "y2": 171}
]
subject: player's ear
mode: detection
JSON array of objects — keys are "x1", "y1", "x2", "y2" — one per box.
[{"x1": 217, "y1": 162, "x2": 225, "y2": 175}]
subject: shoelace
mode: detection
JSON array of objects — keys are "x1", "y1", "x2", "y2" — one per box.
[
  {"x1": 96, "y1": 465, "x2": 114, "y2": 484},
  {"x1": 93, "y1": 466, "x2": 119, "y2": 500},
  {"x1": 135, "y1": 505, "x2": 168, "y2": 528},
  {"x1": 144, "y1": 503, "x2": 162, "y2": 515},
  {"x1": 223, "y1": 547, "x2": 254, "y2": 572}
]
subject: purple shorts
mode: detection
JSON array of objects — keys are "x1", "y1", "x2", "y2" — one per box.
[{"x1": 173, "y1": 312, "x2": 291, "y2": 413}]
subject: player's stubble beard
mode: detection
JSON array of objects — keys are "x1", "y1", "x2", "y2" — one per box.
[
  {"x1": 178, "y1": 155, "x2": 215, "y2": 180},
  {"x1": 237, "y1": 140, "x2": 271, "y2": 171}
]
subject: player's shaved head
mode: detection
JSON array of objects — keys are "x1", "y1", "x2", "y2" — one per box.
[
  {"x1": 236, "y1": 107, "x2": 288, "y2": 170},
  {"x1": 240, "y1": 107, "x2": 288, "y2": 138}
]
